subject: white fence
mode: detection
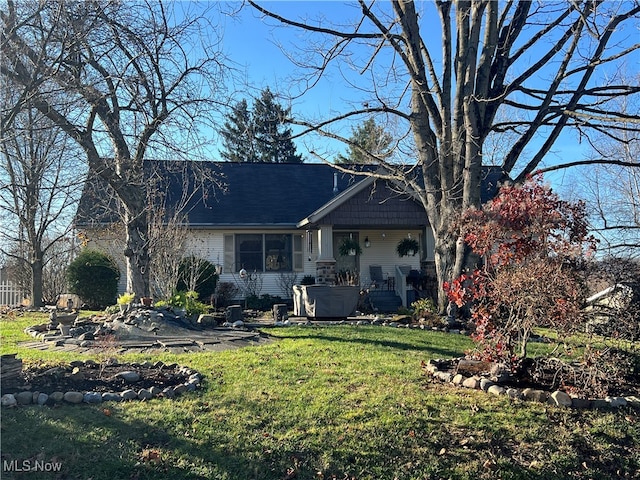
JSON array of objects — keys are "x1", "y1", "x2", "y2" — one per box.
[{"x1": 0, "y1": 280, "x2": 26, "y2": 306}]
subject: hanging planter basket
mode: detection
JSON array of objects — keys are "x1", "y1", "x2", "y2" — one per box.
[
  {"x1": 338, "y1": 238, "x2": 363, "y2": 256},
  {"x1": 396, "y1": 238, "x2": 419, "y2": 257}
]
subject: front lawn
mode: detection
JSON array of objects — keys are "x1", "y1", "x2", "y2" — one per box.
[{"x1": 1, "y1": 312, "x2": 638, "y2": 479}]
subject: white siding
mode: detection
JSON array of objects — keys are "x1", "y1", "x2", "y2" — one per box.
[
  {"x1": 357, "y1": 230, "x2": 424, "y2": 286},
  {"x1": 85, "y1": 226, "x2": 436, "y2": 298}
]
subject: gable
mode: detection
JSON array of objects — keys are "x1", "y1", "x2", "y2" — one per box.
[{"x1": 301, "y1": 179, "x2": 428, "y2": 228}]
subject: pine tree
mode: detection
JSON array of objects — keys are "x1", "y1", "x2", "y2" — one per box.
[
  {"x1": 219, "y1": 99, "x2": 257, "y2": 162},
  {"x1": 253, "y1": 88, "x2": 302, "y2": 163},
  {"x1": 219, "y1": 88, "x2": 302, "y2": 163},
  {"x1": 337, "y1": 118, "x2": 393, "y2": 164}
]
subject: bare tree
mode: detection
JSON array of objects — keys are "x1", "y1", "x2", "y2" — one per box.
[
  {"x1": 0, "y1": 105, "x2": 82, "y2": 307},
  {"x1": 247, "y1": 1, "x2": 640, "y2": 311},
  {"x1": 1, "y1": 0, "x2": 228, "y2": 297},
  {"x1": 565, "y1": 84, "x2": 640, "y2": 260}
]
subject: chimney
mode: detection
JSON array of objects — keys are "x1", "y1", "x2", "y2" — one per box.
[{"x1": 333, "y1": 172, "x2": 339, "y2": 195}]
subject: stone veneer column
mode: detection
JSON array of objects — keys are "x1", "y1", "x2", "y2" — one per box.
[
  {"x1": 315, "y1": 259, "x2": 337, "y2": 285},
  {"x1": 315, "y1": 225, "x2": 336, "y2": 285}
]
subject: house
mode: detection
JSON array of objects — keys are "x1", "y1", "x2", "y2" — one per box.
[{"x1": 76, "y1": 161, "x2": 503, "y2": 310}]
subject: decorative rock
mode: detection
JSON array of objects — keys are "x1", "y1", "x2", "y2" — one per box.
[
  {"x1": 83, "y1": 392, "x2": 102, "y2": 404},
  {"x1": 70, "y1": 367, "x2": 85, "y2": 380},
  {"x1": 137, "y1": 389, "x2": 154, "y2": 400},
  {"x1": 161, "y1": 387, "x2": 176, "y2": 399},
  {"x1": 522, "y1": 388, "x2": 549, "y2": 403},
  {"x1": 149, "y1": 386, "x2": 162, "y2": 396},
  {"x1": 153, "y1": 361, "x2": 165, "y2": 369},
  {"x1": 1, "y1": 394, "x2": 17, "y2": 407},
  {"x1": 49, "y1": 392, "x2": 64, "y2": 403},
  {"x1": 480, "y1": 378, "x2": 494, "y2": 392},
  {"x1": 570, "y1": 396, "x2": 591, "y2": 409},
  {"x1": 591, "y1": 399, "x2": 611, "y2": 409},
  {"x1": 115, "y1": 371, "x2": 140, "y2": 383},
  {"x1": 15, "y1": 391, "x2": 33, "y2": 405},
  {"x1": 188, "y1": 373, "x2": 201, "y2": 384},
  {"x1": 452, "y1": 374, "x2": 465, "y2": 386},
  {"x1": 102, "y1": 392, "x2": 121, "y2": 402},
  {"x1": 549, "y1": 391, "x2": 573, "y2": 407},
  {"x1": 36, "y1": 393, "x2": 49, "y2": 406},
  {"x1": 186, "y1": 380, "x2": 198, "y2": 391},
  {"x1": 121, "y1": 389, "x2": 138, "y2": 401},
  {"x1": 435, "y1": 372, "x2": 452, "y2": 383},
  {"x1": 462, "y1": 377, "x2": 481, "y2": 389},
  {"x1": 606, "y1": 396, "x2": 627, "y2": 408},
  {"x1": 173, "y1": 384, "x2": 187, "y2": 395},
  {"x1": 63, "y1": 391, "x2": 84, "y2": 404},
  {"x1": 625, "y1": 396, "x2": 640, "y2": 408},
  {"x1": 78, "y1": 332, "x2": 94, "y2": 341},
  {"x1": 506, "y1": 388, "x2": 522, "y2": 399},
  {"x1": 232, "y1": 320, "x2": 244, "y2": 328},
  {"x1": 488, "y1": 385, "x2": 506, "y2": 396},
  {"x1": 140, "y1": 360, "x2": 154, "y2": 368},
  {"x1": 489, "y1": 362, "x2": 512, "y2": 382}
]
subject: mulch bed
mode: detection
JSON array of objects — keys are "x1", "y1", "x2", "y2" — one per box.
[{"x1": 1, "y1": 361, "x2": 191, "y2": 395}]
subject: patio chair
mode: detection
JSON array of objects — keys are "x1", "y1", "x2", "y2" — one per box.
[{"x1": 369, "y1": 265, "x2": 385, "y2": 289}]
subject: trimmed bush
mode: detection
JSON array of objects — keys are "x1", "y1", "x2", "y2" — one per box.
[{"x1": 66, "y1": 249, "x2": 120, "y2": 309}]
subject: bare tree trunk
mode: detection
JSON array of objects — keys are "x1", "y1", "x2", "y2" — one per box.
[
  {"x1": 124, "y1": 211, "x2": 151, "y2": 298},
  {"x1": 30, "y1": 255, "x2": 43, "y2": 308}
]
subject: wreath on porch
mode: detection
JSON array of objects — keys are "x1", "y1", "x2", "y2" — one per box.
[{"x1": 396, "y1": 238, "x2": 419, "y2": 257}]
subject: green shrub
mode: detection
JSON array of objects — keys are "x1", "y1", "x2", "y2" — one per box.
[
  {"x1": 164, "y1": 290, "x2": 210, "y2": 317},
  {"x1": 300, "y1": 275, "x2": 316, "y2": 285},
  {"x1": 245, "y1": 294, "x2": 284, "y2": 311},
  {"x1": 176, "y1": 256, "x2": 219, "y2": 302},
  {"x1": 66, "y1": 249, "x2": 120, "y2": 309}
]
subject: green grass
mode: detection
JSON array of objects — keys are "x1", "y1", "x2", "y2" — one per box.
[{"x1": 1, "y1": 313, "x2": 639, "y2": 480}]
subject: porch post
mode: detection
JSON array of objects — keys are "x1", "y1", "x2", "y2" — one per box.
[{"x1": 315, "y1": 225, "x2": 336, "y2": 285}]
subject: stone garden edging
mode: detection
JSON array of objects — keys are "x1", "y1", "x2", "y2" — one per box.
[
  {"x1": 424, "y1": 358, "x2": 640, "y2": 410},
  {"x1": 0, "y1": 359, "x2": 203, "y2": 408}
]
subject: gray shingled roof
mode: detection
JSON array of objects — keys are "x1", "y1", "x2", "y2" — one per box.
[{"x1": 75, "y1": 161, "x2": 505, "y2": 228}]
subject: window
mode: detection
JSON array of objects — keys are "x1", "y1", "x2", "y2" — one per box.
[
  {"x1": 235, "y1": 234, "x2": 263, "y2": 271},
  {"x1": 226, "y1": 233, "x2": 303, "y2": 273}
]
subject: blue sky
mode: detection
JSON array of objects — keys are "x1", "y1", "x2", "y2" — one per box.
[{"x1": 189, "y1": 1, "x2": 638, "y2": 193}]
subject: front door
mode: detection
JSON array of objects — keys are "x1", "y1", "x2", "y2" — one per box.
[{"x1": 333, "y1": 232, "x2": 359, "y2": 281}]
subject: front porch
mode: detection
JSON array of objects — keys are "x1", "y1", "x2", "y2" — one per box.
[{"x1": 308, "y1": 226, "x2": 438, "y2": 310}]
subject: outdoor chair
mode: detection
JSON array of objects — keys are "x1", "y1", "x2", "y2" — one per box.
[{"x1": 369, "y1": 265, "x2": 385, "y2": 290}]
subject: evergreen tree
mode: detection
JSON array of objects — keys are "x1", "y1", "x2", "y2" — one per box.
[
  {"x1": 253, "y1": 88, "x2": 302, "y2": 163},
  {"x1": 219, "y1": 99, "x2": 257, "y2": 162},
  {"x1": 337, "y1": 118, "x2": 393, "y2": 164},
  {"x1": 219, "y1": 88, "x2": 302, "y2": 163}
]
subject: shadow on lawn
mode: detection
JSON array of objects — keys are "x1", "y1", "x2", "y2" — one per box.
[
  {"x1": 0, "y1": 402, "x2": 282, "y2": 480},
  {"x1": 267, "y1": 329, "x2": 468, "y2": 359}
]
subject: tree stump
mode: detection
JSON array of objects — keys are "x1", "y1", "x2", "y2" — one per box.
[{"x1": 272, "y1": 304, "x2": 288, "y2": 322}]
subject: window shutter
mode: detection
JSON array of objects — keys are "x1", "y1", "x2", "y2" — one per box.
[
  {"x1": 223, "y1": 234, "x2": 234, "y2": 273},
  {"x1": 293, "y1": 234, "x2": 303, "y2": 272}
]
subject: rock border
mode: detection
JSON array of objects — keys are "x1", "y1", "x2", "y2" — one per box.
[
  {"x1": 0, "y1": 360, "x2": 203, "y2": 408},
  {"x1": 424, "y1": 358, "x2": 640, "y2": 410}
]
